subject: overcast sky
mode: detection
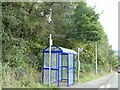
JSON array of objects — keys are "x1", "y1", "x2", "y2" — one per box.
[{"x1": 86, "y1": 0, "x2": 119, "y2": 50}]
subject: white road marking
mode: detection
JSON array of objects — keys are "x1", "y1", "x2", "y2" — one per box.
[
  {"x1": 99, "y1": 84, "x2": 111, "y2": 88},
  {"x1": 99, "y1": 85, "x2": 105, "y2": 88},
  {"x1": 106, "y1": 84, "x2": 111, "y2": 88}
]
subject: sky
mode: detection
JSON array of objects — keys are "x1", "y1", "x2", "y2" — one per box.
[{"x1": 86, "y1": 0, "x2": 119, "y2": 50}]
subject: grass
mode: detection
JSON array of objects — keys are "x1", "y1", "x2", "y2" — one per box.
[
  {"x1": 1, "y1": 63, "x2": 114, "y2": 89},
  {"x1": 77, "y1": 71, "x2": 113, "y2": 83},
  {"x1": 0, "y1": 75, "x2": 2, "y2": 90},
  {"x1": 1, "y1": 66, "x2": 58, "y2": 89}
]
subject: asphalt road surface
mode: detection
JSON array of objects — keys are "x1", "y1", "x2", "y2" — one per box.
[
  {"x1": 60, "y1": 72, "x2": 119, "y2": 89},
  {"x1": 99, "y1": 72, "x2": 118, "y2": 88}
]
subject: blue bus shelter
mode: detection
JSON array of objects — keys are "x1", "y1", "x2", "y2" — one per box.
[{"x1": 42, "y1": 46, "x2": 77, "y2": 87}]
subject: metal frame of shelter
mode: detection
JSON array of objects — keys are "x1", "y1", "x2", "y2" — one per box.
[{"x1": 42, "y1": 46, "x2": 77, "y2": 87}]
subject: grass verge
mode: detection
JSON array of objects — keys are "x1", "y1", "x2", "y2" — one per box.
[{"x1": 75, "y1": 71, "x2": 114, "y2": 83}]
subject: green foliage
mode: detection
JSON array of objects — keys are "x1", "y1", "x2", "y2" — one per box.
[
  {"x1": 2, "y1": 1, "x2": 118, "y2": 88},
  {"x1": 71, "y1": 2, "x2": 104, "y2": 42}
]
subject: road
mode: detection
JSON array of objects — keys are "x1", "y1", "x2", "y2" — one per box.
[
  {"x1": 60, "y1": 72, "x2": 119, "y2": 89},
  {"x1": 99, "y1": 72, "x2": 118, "y2": 88},
  {"x1": 100, "y1": 73, "x2": 120, "y2": 88}
]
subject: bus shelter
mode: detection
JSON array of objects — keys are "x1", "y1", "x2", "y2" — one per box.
[{"x1": 42, "y1": 46, "x2": 77, "y2": 87}]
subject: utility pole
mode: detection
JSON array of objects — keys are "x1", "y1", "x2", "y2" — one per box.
[
  {"x1": 49, "y1": 34, "x2": 52, "y2": 86},
  {"x1": 78, "y1": 48, "x2": 80, "y2": 82},
  {"x1": 95, "y1": 42, "x2": 98, "y2": 74}
]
